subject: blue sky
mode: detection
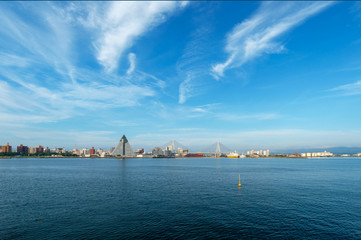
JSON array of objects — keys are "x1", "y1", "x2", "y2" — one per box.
[{"x1": 1, "y1": 1, "x2": 361, "y2": 152}]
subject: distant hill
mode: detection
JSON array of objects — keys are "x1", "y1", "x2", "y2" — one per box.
[{"x1": 279, "y1": 147, "x2": 361, "y2": 155}]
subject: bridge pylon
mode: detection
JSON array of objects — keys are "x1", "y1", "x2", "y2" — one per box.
[{"x1": 215, "y1": 141, "x2": 221, "y2": 158}]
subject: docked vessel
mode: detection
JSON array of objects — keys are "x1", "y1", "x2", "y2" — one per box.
[
  {"x1": 185, "y1": 153, "x2": 204, "y2": 157},
  {"x1": 227, "y1": 151, "x2": 239, "y2": 158}
]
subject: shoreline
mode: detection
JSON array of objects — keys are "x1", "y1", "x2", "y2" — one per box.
[{"x1": 1, "y1": 155, "x2": 360, "y2": 160}]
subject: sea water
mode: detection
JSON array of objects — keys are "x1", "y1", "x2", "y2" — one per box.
[{"x1": 1, "y1": 157, "x2": 361, "y2": 239}]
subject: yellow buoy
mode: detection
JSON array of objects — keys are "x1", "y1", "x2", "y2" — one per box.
[{"x1": 238, "y1": 174, "x2": 242, "y2": 187}]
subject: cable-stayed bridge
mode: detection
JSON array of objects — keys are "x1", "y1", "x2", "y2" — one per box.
[
  {"x1": 202, "y1": 141, "x2": 232, "y2": 154},
  {"x1": 160, "y1": 139, "x2": 232, "y2": 156},
  {"x1": 161, "y1": 140, "x2": 191, "y2": 152}
]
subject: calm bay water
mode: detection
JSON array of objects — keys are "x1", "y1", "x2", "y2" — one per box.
[{"x1": 1, "y1": 157, "x2": 361, "y2": 239}]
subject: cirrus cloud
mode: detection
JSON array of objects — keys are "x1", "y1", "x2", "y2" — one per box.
[
  {"x1": 79, "y1": 2, "x2": 189, "y2": 72},
  {"x1": 212, "y1": 2, "x2": 334, "y2": 79}
]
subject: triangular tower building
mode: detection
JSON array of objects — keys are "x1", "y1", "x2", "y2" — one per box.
[{"x1": 111, "y1": 135, "x2": 134, "y2": 157}]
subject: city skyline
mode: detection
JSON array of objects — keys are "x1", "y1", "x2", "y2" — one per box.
[{"x1": 1, "y1": 2, "x2": 361, "y2": 151}]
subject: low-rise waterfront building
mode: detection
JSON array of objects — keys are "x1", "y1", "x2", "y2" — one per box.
[
  {"x1": 96, "y1": 148, "x2": 104, "y2": 155},
  {"x1": 100, "y1": 152, "x2": 110, "y2": 158},
  {"x1": 152, "y1": 147, "x2": 164, "y2": 156},
  {"x1": 29, "y1": 147, "x2": 37, "y2": 154},
  {"x1": 289, "y1": 152, "x2": 301, "y2": 158},
  {"x1": 89, "y1": 147, "x2": 95, "y2": 155},
  {"x1": 72, "y1": 146, "x2": 80, "y2": 155},
  {"x1": 263, "y1": 150, "x2": 270, "y2": 156},
  {"x1": 135, "y1": 149, "x2": 145, "y2": 154},
  {"x1": 80, "y1": 149, "x2": 90, "y2": 157},
  {"x1": 301, "y1": 151, "x2": 333, "y2": 157},
  {"x1": 247, "y1": 149, "x2": 270, "y2": 157},
  {"x1": 54, "y1": 148, "x2": 66, "y2": 154},
  {"x1": 17, "y1": 144, "x2": 29, "y2": 154},
  {"x1": 164, "y1": 150, "x2": 173, "y2": 157},
  {"x1": 36, "y1": 145, "x2": 44, "y2": 154},
  {"x1": 1, "y1": 142, "x2": 12, "y2": 153}
]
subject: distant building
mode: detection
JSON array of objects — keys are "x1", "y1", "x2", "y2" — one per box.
[
  {"x1": 29, "y1": 147, "x2": 37, "y2": 154},
  {"x1": 247, "y1": 149, "x2": 270, "y2": 156},
  {"x1": 72, "y1": 145, "x2": 80, "y2": 155},
  {"x1": 100, "y1": 152, "x2": 109, "y2": 158},
  {"x1": 289, "y1": 152, "x2": 301, "y2": 158},
  {"x1": 96, "y1": 148, "x2": 104, "y2": 155},
  {"x1": 80, "y1": 149, "x2": 89, "y2": 157},
  {"x1": 135, "y1": 148, "x2": 145, "y2": 154},
  {"x1": 1, "y1": 143, "x2": 12, "y2": 153},
  {"x1": 17, "y1": 144, "x2": 29, "y2": 154},
  {"x1": 301, "y1": 151, "x2": 333, "y2": 157},
  {"x1": 111, "y1": 135, "x2": 134, "y2": 157},
  {"x1": 44, "y1": 147, "x2": 50, "y2": 153},
  {"x1": 263, "y1": 150, "x2": 270, "y2": 156},
  {"x1": 36, "y1": 145, "x2": 44, "y2": 154},
  {"x1": 55, "y1": 148, "x2": 66, "y2": 154},
  {"x1": 72, "y1": 149, "x2": 80, "y2": 156},
  {"x1": 89, "y1": 147, "x2": 95, "y2": 155},
  {"x1": 164, "y1": 150, "x2": 173, "y2": 157},
  {"x1": 152, "y1": 147, "x2": 164, "y2": 156}
]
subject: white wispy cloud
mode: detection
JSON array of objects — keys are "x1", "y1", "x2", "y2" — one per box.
[
  {"x1": 0, "y1": 3, "x2": 75, "y2": 81},
  {"x1": 186, "y1": 103, "x2": 280, "y2": 121},
  {"x1": 136, "y1": 71, "x2": 166, "y2": 89},
  {"x1": 216, "y1": 113, "x2": 280, "y2": 121},
  {"x1": 176, "y1": 25, "x2": 213, "y2": 104},
  {"x1": 0, "y1": 2, "x2": 168, "y2": 127},
  {"x1": 212, "y1": 2, "x2": 333, "y2": 79},
  {"x1": 147, "y1": 101, "x2": 279, "y2": 122},
  {"x1": 127, "y1": 53, "x2": 136, "y2": 75},
  {"x1": 78, "y1": 2, "x2": 188, "y2": 72},
  {"x1": 179, "y1": 74, "x2": 193, "y2": 104},
  {"x1": 328, "y1": 80, "x2": 361, "y2": 96},
  {"x1": 105, "y1": 120, "x2": 139, "y2": 127},
  {"x1": 64, "y1": 82, "x2": 155, "y2": 108},
  {"x1": 0, "y1": 66, "x2": 156, "y2": 121},
  {"x1": 0, "y1": 52, "x2": 33, "y2": 68}
]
